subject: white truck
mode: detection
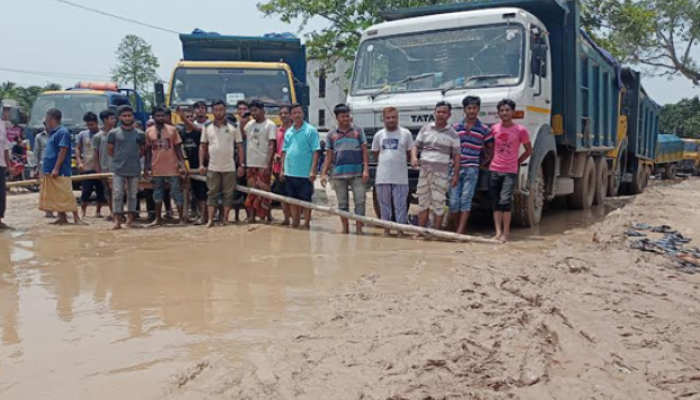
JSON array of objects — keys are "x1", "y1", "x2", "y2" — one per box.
[{"x1": 347, "y1": 0, "x2": 660, "y2": 227}]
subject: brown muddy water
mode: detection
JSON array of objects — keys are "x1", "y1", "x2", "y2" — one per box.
[{"x1": 0, "y1": 191, "x2": 629, "y2": 400}]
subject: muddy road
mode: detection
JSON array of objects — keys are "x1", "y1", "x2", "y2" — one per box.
[{"x1": 1, "y1": 180, "x2": 699, "y2": 399}]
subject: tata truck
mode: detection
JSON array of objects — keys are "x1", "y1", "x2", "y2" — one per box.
[
  {"x1": 163, "y1": 31, "x2": 309, "y2": 124},
  {"x1": 681, "y1": 139, "x2": 700, "y2": 176},
  {"x1": 27, "y1": 82, "x2": 148, "y2": 181},
  {"x1": 347, "y1": 0, "x2": 660, "y2": 227},
  {"x1": 653, "y1": 134, "x2": 684, "y2": 179}
]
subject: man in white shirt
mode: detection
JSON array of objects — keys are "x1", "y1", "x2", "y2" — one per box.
[
  {"x1": 199, "y1": 100, "x2": 245, "y2": 228},
  {"x1": 371, "y1": 106, "x2": 415, "y2": 236},
  {"x1": 0, "y1": 120, "x2": 13, "y2": 229}
]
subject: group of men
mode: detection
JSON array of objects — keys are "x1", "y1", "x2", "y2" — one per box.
[
  {"x1": 1, "y1": 94, "x2": 532, "y2": 242},
  {"x1": 317, "y1": 96, "x2": 531, "y2": 242}
]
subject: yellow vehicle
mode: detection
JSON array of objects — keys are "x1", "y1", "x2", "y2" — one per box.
[
  {"x1": 162, "y1": 32, "x2": 309, "y2": 125},
  {"x1": 681, "y1": 138, "x2": 700, "y2": 176}
]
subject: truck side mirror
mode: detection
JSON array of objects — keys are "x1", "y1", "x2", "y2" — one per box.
[
  {"x1": 298, "y1": 85, "x2": 310, "y2": 107},
  {"x1": 154, "y1": 82, "x2": 165, "y2": 107}
]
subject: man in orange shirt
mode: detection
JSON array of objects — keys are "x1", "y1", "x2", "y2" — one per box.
[{"x1": 145, "y1": 107, "x2": 187, "y2": 226}]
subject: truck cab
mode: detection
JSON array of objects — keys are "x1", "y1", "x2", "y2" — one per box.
[
  {"x1": 165, "y1": 32, "x2": 309, "y2": 125},
  {"x1": 681, "y1": 139, "x2": 700, "y2": 176}
]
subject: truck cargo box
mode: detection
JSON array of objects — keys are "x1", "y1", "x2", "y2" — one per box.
[
  {"x1": 656, "y1": 134, "x2": 684, "y2": 165},
  {"x1": 622, "y1": 68, "x2": 660, "y2": 161},
  {"x1": 180, "y1": 32, "x2": 307, "y2": 85}
]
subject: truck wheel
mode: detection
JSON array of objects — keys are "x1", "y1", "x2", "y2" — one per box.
[
  {"x1": 664, "y1": 164, "x2": 676, "y2": 180},
  {"x1": 593, "y1": 157, "x2": 608, "y2": 206},
  {"x1": 608, "y1": 153, "x2": 624, "y2": 197},
  {"x1": 643, "y1": 166, "x2": 652, "y2": 189},
  {"x1": 628, "y1": 161, "x2": 645, "y2": 195},
  {"x1": 514, "y1": 165, "x2": 544, "y2": 227},
  {"x1": 570, "y1": 157, "x2": 595, "y2": 209}
]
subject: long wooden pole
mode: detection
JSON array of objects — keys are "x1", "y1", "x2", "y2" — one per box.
[
  {"x1": 190, "y1": 175, "x2": 499, "y2": 244},
  {"x1": 6, "y1": 173, "x2": 114, "y2": 188}
]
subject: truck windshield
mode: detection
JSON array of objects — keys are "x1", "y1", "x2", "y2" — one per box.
[
  {"x1": 28, "y1": 93, "x2": 109, "y2": 130},
  {"x1": 351, "y1": 24, "x2": 524, "y2": 96},
  {"x1": 170, "y1": 68, "x2": 293, "y2": 109}
]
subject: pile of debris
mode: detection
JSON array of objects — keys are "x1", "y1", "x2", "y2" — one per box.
[{"x1": 626, "y1": 224, "x2": 700, "y2": 274}]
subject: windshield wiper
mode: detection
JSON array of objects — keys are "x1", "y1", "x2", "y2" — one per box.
[
  {"x1": 465, "y1": 74, "x2": 513, "y2": 84},
  {"x1": 370, "y1": 72, "x2": 438, "y2": 100}
]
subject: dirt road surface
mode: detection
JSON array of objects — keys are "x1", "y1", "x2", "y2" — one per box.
[{"x1": 1, "y1": 179, "x2": 699, "y2": 400}]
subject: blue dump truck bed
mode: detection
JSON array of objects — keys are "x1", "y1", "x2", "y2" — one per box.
[
  {"x1": 622, "y1": 68, "x2": 660, "y2": 161},
  {"x1": 383, "y1": 0, "x2": 619, "y2": 152},
  {"x1": 656, "y1": 134, "x2": 684, "y2": 164},
  {"x1": 179, "y1": 32, "x2": 307, "y2": 86}
]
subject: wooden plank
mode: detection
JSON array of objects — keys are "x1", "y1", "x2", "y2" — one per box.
[{"x1": 190, "y1": 175, "x2": 499, "y2": 244}]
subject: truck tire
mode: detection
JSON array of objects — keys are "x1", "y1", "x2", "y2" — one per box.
[
  {"x1": 643, "y1": 166, "x2": 652, "y2": 190},
  {"x1": 664, "y1": 164, "x2": 676, "y2": 180},
  {"x1": 593, "y1": 157, "x2": 608, "y2": 206},
  {"x1": 628, "y1": 161, "x2": 645, "y2": 195},
  {"x1": 570, "y1": 157, "x2": 595, "y2": 209},
  {"x1": 514, "y1": 165, "x2": 544, "y2": 227}
]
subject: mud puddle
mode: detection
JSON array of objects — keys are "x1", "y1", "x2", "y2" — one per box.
[{"x1": 0, "y1": 215, "x2": 488, "y2": 400}]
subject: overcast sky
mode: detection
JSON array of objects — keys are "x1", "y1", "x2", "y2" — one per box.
[{"x1": 1, "y1": 0, "x2": 698, "y2": 105}]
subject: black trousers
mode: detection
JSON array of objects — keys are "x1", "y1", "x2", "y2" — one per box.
[{"x1": 0, "y1": 167, "x2": 6, "y2": 219}]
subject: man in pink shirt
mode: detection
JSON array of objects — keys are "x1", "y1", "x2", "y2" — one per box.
[
  {"x1": 488, "y1": 99, "x2": 533, "y2": 242},
  {"x1": 272, "y1": 104, "x2": 292, "y2": 225}
]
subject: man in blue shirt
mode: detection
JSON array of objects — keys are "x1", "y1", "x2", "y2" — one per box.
[
  {"x1": 40, "y1": 108, "x2": 85, "y2": 225},
  {"x1": 281, "y1": 103, "x2": 321, "y2": 229}
]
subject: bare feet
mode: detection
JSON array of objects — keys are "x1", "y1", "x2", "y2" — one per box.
[
  {"x1": 148, "y1": 220, "x2": 163, "y2": 228},
  {"x1": 178, "y1": 218, "x2": 188, "y2": 225},
  {"x1": 500, "y1": 235, "x2": 509, "y2": 243},
  {"x1": 74, "y1": 219, "x2": 88, "y2": 226},
  {"x1": 397, "y1": 231, "x2": 406, "y2": 238},
  {"x1": 492, "y1": 234, "x2": 503, "y2": 241},
  {"x1": 50, "y1": 218, "x2": 69, "y2": 225},
  {"x1": 302, "y1": 224, "x2": 311, "y2": 230},
  {"x1": 382, "y1": 229, "x2": 391, "y2": 237},
  {"x1": 206, "y1": 220, "x2": 215, "y2": 229},
  {"x1": 281, "y1": 219, "x2": 291, "y2": 226},
  {"x1": 111, "y1": 224, "x2": 122, "y2": 231},
  {"x1": 0, "y1": 222, "x2": 11, "y2": 230}
]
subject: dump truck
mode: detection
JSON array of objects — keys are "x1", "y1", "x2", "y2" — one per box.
[
  {"x1": 680, "y1": 138, "x2": 700, "y2": 176},
  {"x1": 27, "y1": 82, "x2": 148, "y2": 180},
  {"x1": 347, "y1": 0, "x2": 660, "y2": 226},
  {"x1": 162, "y1": 31, "x2": 309, "y2": 124},
  {"x1": 653, "y1": 134, "x2": 684, "y2": 179}
]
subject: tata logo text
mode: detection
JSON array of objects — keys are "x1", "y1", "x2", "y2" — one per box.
[{"x1": 410, "y1": 114, "x2": 435, "y2": 123}]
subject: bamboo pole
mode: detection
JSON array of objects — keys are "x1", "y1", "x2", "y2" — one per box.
[
  {"x1": 190, "y1": 174, "x2": 499, "y2": 244},
  {"x1": 6, "y1": 173, "x2": 115, "y2": 188}
]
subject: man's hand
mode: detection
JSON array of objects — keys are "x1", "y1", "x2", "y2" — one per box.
[
  {"x1": 143, "y1": 169, "x2": 151, "y2": 179},
  {"x1": 411, "y1": 157, "x2": 419, "y2": 169},
  {"x1": 280, "y1": 171, "x2": 285, "y2": 182},
  {"x1": 362, "y1": 169, "x2": 370, "y2": 184},
  {"x1": 451, "y1": 174, "x2": 459, "y2": 188},
  {"x1": 273, "y1": 154, "x2": 281, "y2": 163},
  {"x1": 199, "y1": 165, "x2": 207, "y2": 176},
  {"x1": 79, "y1": 162, "x2": 85, "y2": 173},
  {"x1": 237, "y1": 165, "x2": 245, "y2": 178},
  {"x1": 51, "y1": 168, "x2": 59, "y2": 178},
  {"x1": 309, "y1": 172, "x2": 317, "y2": 183},
  {"x1": 320, "y1": 174, "x2": 328, "y2": 188}
]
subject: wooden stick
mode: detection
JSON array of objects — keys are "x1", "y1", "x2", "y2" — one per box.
[
  {"x1": 6, "y1": 173, "x2": 115, "y2": 188},
  {"x1": 190, "y1": 174, "x2": 499, "y2": 244}
]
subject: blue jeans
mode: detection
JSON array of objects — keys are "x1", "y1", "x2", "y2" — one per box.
[
  {"x1": 113, "y1": 175, "x2": 140, "y2": 215},
  {"x1": 151, "y1": 176, "x2": 184, "y2": 206},
  {"x1": 449, "y1": 167, "x2": 480, "y2": 212}
]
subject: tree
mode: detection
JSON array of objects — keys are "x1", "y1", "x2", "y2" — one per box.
[
  {"x1": 0, "y1": 81, "x2": 63, "y2": 111},
  {"x1": 582, "y1": 0, "x2": 700, "y2": 86},
  {"x1": 660, "y1": 96, "x2": 700, "y2": 137},
  {"x1": 111, "y1": 35, "x2": 159, "y2": 94},
  {"x1": 257, "y1": 0, "x2": 463, "y2": 73}
]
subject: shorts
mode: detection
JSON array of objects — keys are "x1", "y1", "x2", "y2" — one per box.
[
  {"x1": 416, "y1": 168, "x2": 449, "y2": 216},
  {"x1": 190, "y1": 178, "x2": 208, "y2": 202},
  {"x1": 285, "y1": 176, "x2": 314, "y2": 202},
  {"x1": 272, "y1": 173, "x2": 287, "y2": 196},
  {"x1": 331, "y1": 176, "x2": 366, "y2": 215},
  {"x1": 489, "y1": 171, "x2": 517, "y2": 212},
  {"x1": 80, "y1": 170, "x2": 107, "y2": 204},
  {"x1": 448, "y1": 167, "x2": 480, "y2": 212},
  {"x1": 207, "y1": 171, "x2": 237, "y2": 207},
  {"x1": 152, "y1": 176, "x2": 184, "y2": 206}
]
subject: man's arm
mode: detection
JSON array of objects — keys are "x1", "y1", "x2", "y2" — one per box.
[
  {"x1": 410, "y1": 145, "x2": 419, "y2": 168},
  {"x1": 52, "y1": 147, "x2": 69, "y2": 178},
  {"x1": 451, "y1": 152, "x2": 461, "y2": 187},
  {"x1": 236, "y1": 143, "x2": 245, "y2": 177},
  {"x1": 178, "y1": 110, "x2": 202, "y2": 132},
  {"x1": 361, "y1": 143, "x2": 370, "y2": 183},
  {"x1": 75, "y1": 134, "x2": 84, "y2": 172},
  {"x1": 198, "y1": 143, "x2": 208, "y2": 174},
  {"x1": 3, "y1": 149, "x2": 10, "y2": 175},
  {"x1": 518, "y1": 142, "x2": 533, "y2": 164},
  {"x1": 320, "y1": 149, "x2": 333, "y2": 179},
  {"x1": 280, "y1": 150, "x2": 286, "y2": 181},
  {"x1": 310, "y1": 150, "x2": 320, "y2": 183},
  {"x1": 144, "y1": 135, "x2": 152, "y2": 177},
  {"x1": 481, "y1": 142, "x2": 494, "y2": 167},
  {"x1": 264, "y1": 139, "x2": 276, "y2": 173}
]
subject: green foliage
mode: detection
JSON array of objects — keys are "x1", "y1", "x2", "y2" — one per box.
[
  {"x1": 0, "y1": 81, "x2": 63, "y2": 112},
  {"x1": 111, "y1": 35, "x2": 160, "y2": 94},
  {"x1": 660, "y1": 96, "x2": 700, "y2": 137},
  {"x1": 257, "y1": 0, "x2": 464, "y2": 73},
  {"x1": 582, "y1": 0, "x2": 700, "y2": 85}
]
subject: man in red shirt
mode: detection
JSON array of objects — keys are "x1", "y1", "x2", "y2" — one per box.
[
  {"x1": 272, "y1": 104, "x2": 292, "y2": 225},
  {"x1": 145, "y1": 107, "x2": 187, "y2": 226},
  {"x1": 488, "y1": 99, "x2": 533, "y2": 242}
]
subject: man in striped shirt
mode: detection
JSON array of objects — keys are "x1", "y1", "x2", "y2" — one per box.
[
  {"x1": 411, "y1": 101, "x2": 461, "y2": 231},
  {"x1": 321, "y1": 104, "x2": 369, "y2": 234},
  {"x1": 449, "y1": 96, "x2": 494, "y2": 234}
]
